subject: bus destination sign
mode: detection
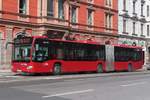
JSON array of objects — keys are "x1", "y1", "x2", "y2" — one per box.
[{"x1": 14, "y1": 37, "x2": 33, "y2": 44}]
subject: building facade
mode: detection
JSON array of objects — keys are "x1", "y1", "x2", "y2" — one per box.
[
  {"x1": 118, "y1": 0, "x2": 150, "y2": 63},
  {"x1": 0, "y1": 0, "x2": 118, "y2": 69},
  {"x1": 145, "y1": 0, "x2": 150, "y2": 64}
]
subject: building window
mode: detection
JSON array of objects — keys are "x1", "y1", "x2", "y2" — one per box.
[
  {"x1": 19, "y1": 0, "x2": 26, "y2": 14},
  {"x1": 71, "y1": 6, "x2": 77, "y2": 23},
  {"x1": 47, "y1": 0, "x2": 54, "y2": 17},
  {"x1": 87, "y1": 9, "x2": 93, "y2": 26},
  {"x1": 123, "y1": 0, "x2": 126, "y2": 11},
  {"x1": 40, "y1": 0, "x2": 43, "y2": 16},
  {"x1": 105, "y1": 13, "x2": 112, "y2": 30},
  {"x1": 141, "y1": 23, "x2": 144, "y2": 35},
  {"x1": 58, "y1": 0, "x2": 64, "y2": 19},
  {"x1": 141, "y1": 4, "x2": 144, "y2": 16},
  {"x1": 133, "y1": 22, "x2": 136, "y2": 34},
  {"x1": 123, "y1": 19, "x2": 126, "y2": 33},
  {"x1": 147, "y1": 5, "x2": 149, "y2": 17},
  {"x1": 133, "y1": 1, "x2": 136, "y2": 14},
  {"x1": 0, "y1": 32, "x2": 2, "y2": 39},
  {"x1": 147, "y1": 25, "x2": 150, "y2": 36},
  {"x1": 87, "y1": 0, "x2": 93, "y2": 3},
  {"x1": 106, "y1": 0, "x2": 112, "y2": 7}
]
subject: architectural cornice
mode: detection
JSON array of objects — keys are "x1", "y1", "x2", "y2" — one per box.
[
  {"x1": 139, "y1": 17, "x2": 147, "y2": 23},
  {"x1": 131, "y1": 16, "x2": 139, "y2": 21},
  {"x1": 70, "y1": 1, "x2": 80, "y2": 7},
  {"x1": 71, "y1": 28, "x2": 119, "y2": 38},
  {"x1": 0, "y1": 18, "x2": 69, "y2": 30},
  {"x1": 119, "y1": 34, "x2": 146, "y2": 40},
  {"x1": 77, "y1": 0, "x2": 118, "y2": 13},
  {"x1": 87, "y1": 5, "x2": 96, "y2": 11},
  {"x1": 0, "y1": 18, "x2": 118, "y2": 38},
  {"x1": 0, "y1": 10, "x2": 38, "y2": 19},
  {"x1": 120, "y1": 12, "x2": 130, "y2": 18},
  {"x1": 119, "y1": 13, "x2": 147, "y2": 23}
]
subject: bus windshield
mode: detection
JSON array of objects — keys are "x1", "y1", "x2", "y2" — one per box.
[
  {"x1": 13, "y1": 45, "x2": 31, "y2": 62},
  {"x1": 13, "y1": 37, "x2": 33, "y2": 62}
]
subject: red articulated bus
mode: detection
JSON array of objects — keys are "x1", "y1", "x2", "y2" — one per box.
[{"x1": 11, "y1": 36, "x2": 144, "y2": 75}]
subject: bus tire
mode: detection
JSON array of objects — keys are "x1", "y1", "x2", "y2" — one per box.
[
  {"x1": 128, "y1": 64, "x2": 133, "y2": 72},
  {"x1": 97, "y1": 64, "x2": 103, "y2": 73},
  {"x1": 53, "y1": 63, "x2": 61, "y2": 75}
]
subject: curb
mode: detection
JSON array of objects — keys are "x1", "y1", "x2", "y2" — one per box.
[
  {"x1": 51, "y1": 71, "x2": 150, "y2": 80},
  {"x1": 0, "y1": 70, "x2": 150, "y2": 82},
  {"x1": 16, "y1": 70, "x2": 150, "y2": 82}
]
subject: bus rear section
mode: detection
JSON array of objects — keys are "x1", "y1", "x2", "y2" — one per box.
[{"x1": 113, "y1": 46, "x2": 144, "y2": 71}]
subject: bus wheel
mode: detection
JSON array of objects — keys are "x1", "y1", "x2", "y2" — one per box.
[
  {"x1": 97, "y1": 64, "x2": 103, "y2": 73},
  {"x1": 53, "y1": 63, "x2": 61, "y2": 75},
  {"x1": 128, "y1": 64, "x2": 133, "y2": 72}
]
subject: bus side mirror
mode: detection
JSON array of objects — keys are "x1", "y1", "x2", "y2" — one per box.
[{"x1": 5, "y1": 42, "x2": 14, "y2": 49}]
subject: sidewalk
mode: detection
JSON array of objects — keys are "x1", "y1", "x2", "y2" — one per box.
[
  {"x1": 0, "y1": 69, "x2": 13, "y2": 76},
  {"x1": 0, "y1": 69, "x2": 11, "y2": 73},
  {"x1": 0, "y1": 64, "x2": 12, "y2": 73}
]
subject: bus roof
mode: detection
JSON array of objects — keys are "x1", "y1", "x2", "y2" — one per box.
[
  {"x1": 32, "y1": 36, "x2": 102, "y2": 45},
  {"x1": 32, "y1": 36, "x2": 142, "y2": 49},
  {"x1": 113, "y1": 44, "x2": 142, "y2": 49}
]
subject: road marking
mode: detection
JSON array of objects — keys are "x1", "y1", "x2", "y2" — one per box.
[
  {"x1": 5, "y1": 76, "x2": 21, "y2": 78},
  {"x1": 0, "y1": 80, "x2": 19, "y2": 83},
  {"x1": 44, "y1": 77, "x2": 61, "y2": 80},
  {"x1": 120, "y1": 82, "x2": 147, "y2": 87},
  {"x1": 66, "y1": 79, "x2": 85, "y2": 82},
  {"x1": 42, "y1": 89, "x2": 94, "y2": 98}
]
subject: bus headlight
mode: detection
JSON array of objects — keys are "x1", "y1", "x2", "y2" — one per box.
[{"x1": 27, "y1": 66, "x2": 33, "y2": 70}]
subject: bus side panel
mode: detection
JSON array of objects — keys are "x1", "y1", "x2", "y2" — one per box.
[
  {"x1": 132, "y1": 51, "x2": 144, "y2": 70},
  {"x1": 114, "y1": 61, "x2": 143, "y2": 71},
  {"x1": 114, "y1": 62, "x2": 129, "y2": 71},
  {"x1": 31, "y1": 61, "x2": 55, "y2": 73},
  {"x1": 62, "y1": 61, "x2": 104, "y2": 73},
  {"x1": 13, "y1": 60, "x2": 57, "y2": 73},
  {"x1": 32, "y1": 60, "x2": 103, "y2": 73},
  {"x1": 132, "y1": 61, "x2": 143, "y2": 70},
  {"x1": 62, "y1": 61, "x2": 96, "y2": 73},
  {"x1": 12, "y1": 60, "x2": 106, "y2": 74}
]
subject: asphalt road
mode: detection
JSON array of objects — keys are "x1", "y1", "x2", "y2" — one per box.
[{"x1": 1, "y1": 72, "x2": 150, "y2": 100}]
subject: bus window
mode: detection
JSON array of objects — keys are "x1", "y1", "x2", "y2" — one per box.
[
  {"x1": 57, "y1": 48, "x2": 64, "y2": 60},
  {"x1": 32, "y1": 39, "x2": 49, "y2": 62},
  {"x1": 114, "y1": 47, "x2": 130, "y2": 61},
  {"x1": 132, "y1": 49, "x2": 142, "y2": 61}
]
